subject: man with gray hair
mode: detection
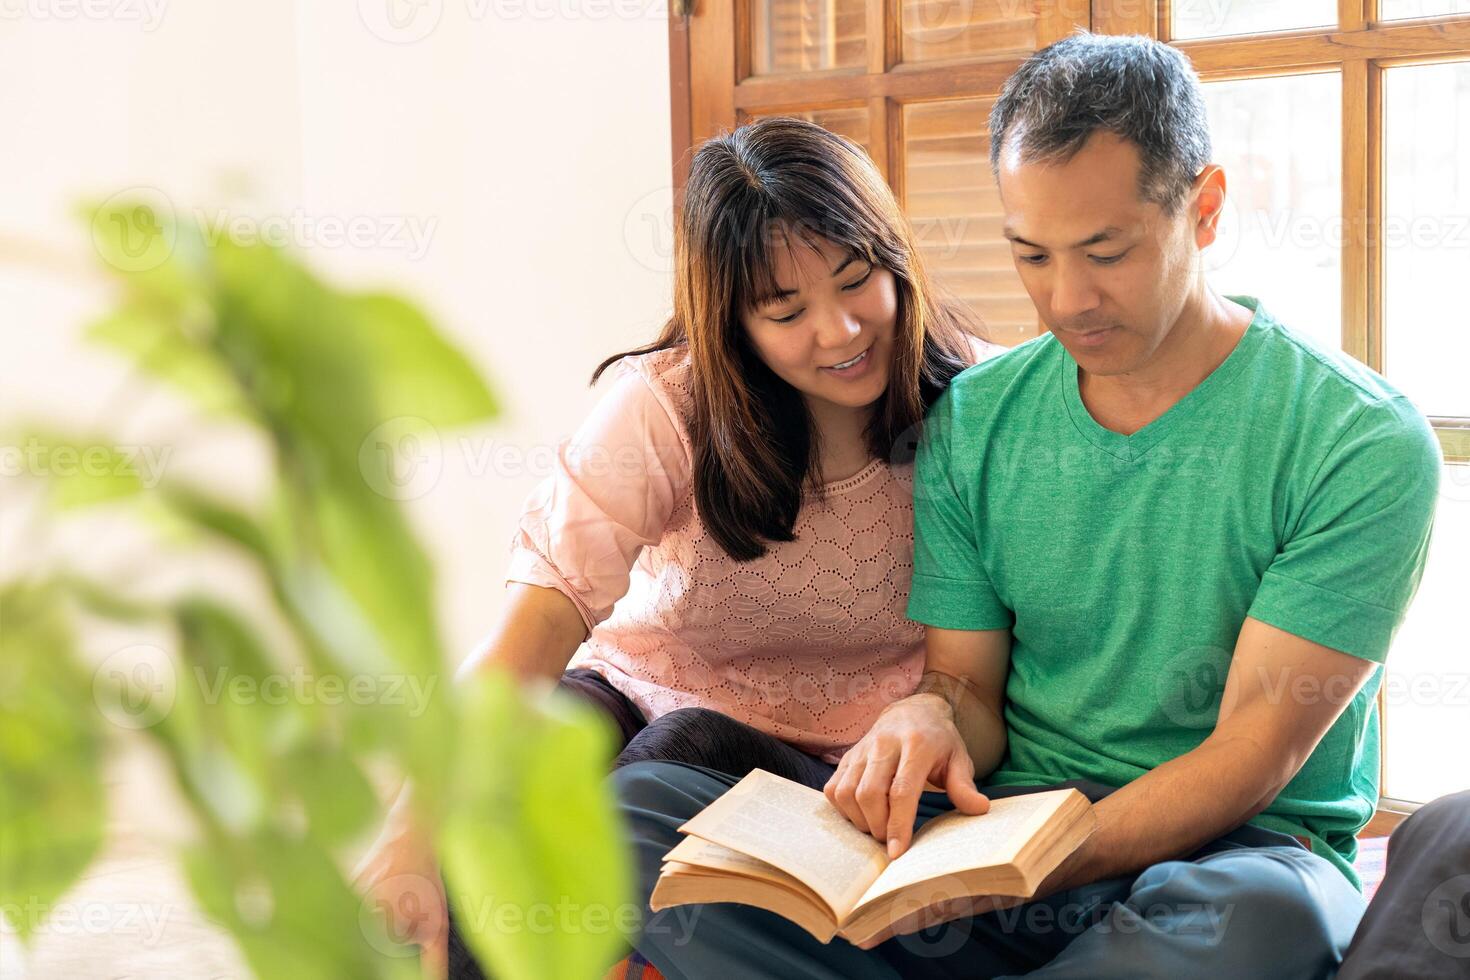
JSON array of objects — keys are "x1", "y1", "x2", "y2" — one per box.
[{"x1": 612, "y1": 32, "x2": 1445, "y2": 978}]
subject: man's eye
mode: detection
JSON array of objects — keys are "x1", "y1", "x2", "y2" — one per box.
[
  {"x1": 1091, "y1": 252, "x2": 1128, "y2": 265},
  {"x1": 1019, "y1": 254, "x2": 1047, "y2": 266}
]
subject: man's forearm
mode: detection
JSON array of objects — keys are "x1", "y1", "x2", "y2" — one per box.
[
  {"x1": 911, "y1": 670, "x2": 1007, "y2": 779},
  {"x1": 1047, "y1": 621, "x2": 1375, "y2": 897},
  {"x1": 1045, "y1": 731, "x2": 1287, "y2": 895}
]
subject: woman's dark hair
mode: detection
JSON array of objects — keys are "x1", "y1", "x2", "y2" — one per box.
[{"x1": 593, "y1": 116, "x2": 985, "y2": 561}]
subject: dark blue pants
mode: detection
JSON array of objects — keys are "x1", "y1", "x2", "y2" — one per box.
[
  {"x1": 616, "y1": 761, "x2": 1365, "y2": 980},
  {"x1": 447, "y1": 670, "x2": 833, "y2": 978}
]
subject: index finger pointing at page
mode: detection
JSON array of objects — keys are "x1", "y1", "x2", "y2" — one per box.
[{"x1": 885, "y1": 753, "x2": 931, "y2": 859}]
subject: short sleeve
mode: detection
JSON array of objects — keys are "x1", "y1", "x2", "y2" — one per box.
[
  {"x1": 905, "y1": 390, "x2": 1013, "y2": 631},
  {"x1": 505, "y1": 363, "x2": 691, "y2": 634},
  {"x1": 1248, "y1": 397, "x2": 1441, "y2": 662}
]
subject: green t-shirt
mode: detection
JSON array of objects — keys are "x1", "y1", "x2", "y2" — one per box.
[{"x1": 906, "y1": 296, "x2": 1441, "y2": 885}]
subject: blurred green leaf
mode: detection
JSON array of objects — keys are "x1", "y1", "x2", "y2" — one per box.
[
  {"x1": 182, "y1": 830, "x2": 418, "y2": 980},
  {"x1": 345, "y1": 292, "x2": 500, "y2": 427},
  {"x1": 81, "y1": 196, "x2": 211, "y2": 310},
  {"x1": 440, "y1": 671, "x2": 633, "y2": 980},
  {"x1": 0, "y1": 584, "x2": 105, "y2": 944},
  {"x1": 87, "y1": 203, "x2": 485, "y2": 818},
  {"x1": 87, "y1": 307, "x2": 246, "y2": 417},
  {"x1": 159, "y1": 485, "x2": 279, "y2": 564},
  {"x1": 7, "y1": 431, "x2": 150, "y2": 509},
  {"x1": 279, "y1": 740, "x2": 379, "y2": 846},
  {"x1": 23, "y1": 196, "x2": 619, "y2": 980}
]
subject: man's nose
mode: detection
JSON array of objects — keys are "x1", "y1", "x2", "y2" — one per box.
[{"x1": 1050, "y1": 264, "x2": 1102, "y2": 321}]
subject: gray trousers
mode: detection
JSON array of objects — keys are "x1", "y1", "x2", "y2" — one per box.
[
  {"x1": 1337, "y1": 789, "x2": 1470, "y2": 978},
  {"x1": 616, "y1": 760, "x2": 1368, "y2": 979}
]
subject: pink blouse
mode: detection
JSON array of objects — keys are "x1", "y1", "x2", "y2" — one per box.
[{"x1": 504, "y1": 341, "x2": 995, "y2": 763}]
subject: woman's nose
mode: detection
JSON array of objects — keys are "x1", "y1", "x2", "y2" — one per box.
[{"x1": 812, "y1": 307, "x2": 861, "y2": 349}]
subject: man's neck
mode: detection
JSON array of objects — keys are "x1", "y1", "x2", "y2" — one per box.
[{"x1": 1079, "y1": 289, "x2": 1253, "y2": 436}]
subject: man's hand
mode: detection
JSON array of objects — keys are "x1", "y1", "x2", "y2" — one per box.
[{"x1": 824, "y1": 693, "x2": 990, "y2": 859}]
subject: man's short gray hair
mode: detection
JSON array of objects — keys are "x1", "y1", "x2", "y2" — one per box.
[{"x1": 989, "y1": 32, "x2": 1212, "y2": 214}]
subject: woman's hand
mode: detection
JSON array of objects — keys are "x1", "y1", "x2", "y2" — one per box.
[
  {"x1": 352, "y1": 794, "x2": 449, "y2": 980},
  {"x1": 823, "y1": 693, "x2": 990, "y2": 859}
]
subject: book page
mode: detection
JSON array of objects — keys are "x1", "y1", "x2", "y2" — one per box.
[
  {"x1": 851, "y1": 789, "x2": 1073, "y2": 911},
  {"x1": 677, "y1": 768, "x2": 887, "y2": 919},
  {"x1": 663, "y1": 836, "x2": 833, "y2": 914},
  {"x1": 651, "y1": 867, "x2": 841, "y2": 944}
]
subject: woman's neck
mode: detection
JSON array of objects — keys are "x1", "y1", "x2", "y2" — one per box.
[{"x1": 806, "y1": 397, "x2": 876, "y2": 485}]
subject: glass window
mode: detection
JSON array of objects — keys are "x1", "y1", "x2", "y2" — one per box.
[
  {"x1": 1380, "y1": 0, "x2": 1470, "y2": 20},
  {"x1": 1384, "y1": 61, "x2": 1470, "y2": 418},
  {"x1": 1200, "y1": 73, "x2": 1343, "y2": 354},
  {"x1": 1382, "y1": 466, "x2": 1470, "y2": 804},
  {"x1": 901, "y1": 0, "x2": 1041, "y2": 64},
  {"x1": 1171, "y1": 0, "x2": 1336, "y2": 40},
  {"x1": 745, "y1": 107, "x2": 872, "y2": 154},
  {"x1": 902, "y1": 98, "x2": 1038, "y2": 345},
  {"x1": 751, "y1": 0, "x2": 866, "y2": 75}
]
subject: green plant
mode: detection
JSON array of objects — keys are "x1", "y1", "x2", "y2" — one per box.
[{"x1": 0, "y1": 201, "x2": 632, "y2": 979}]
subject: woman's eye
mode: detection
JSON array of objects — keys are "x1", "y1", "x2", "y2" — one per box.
[
  {"x1": 842, "y1": 269, "x2": 873, "y2": 291},
  {"x1": 772, "y1": 310, "x2": 802, "y2": 324}
]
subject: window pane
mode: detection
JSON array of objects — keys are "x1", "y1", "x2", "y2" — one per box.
[
  {"x1": 1383, "y1": 465, "x2": 1470, "y2": 804},
  {"x1": 1384, "y1": 62, "x2": 1470, "y2": 419},
  {"x1": 1200, "y1": 73, "x2": 1342, "y2": 353},
  {"x1": 1171, "y1": 0, "x2": 1335, "y2": 40},
  {"x1": 751, "y1": 0, "x2": 866, "y2": 75},
  {"x1": 745, "y1": 107, "x2": 872, "y2": 154},
  {"x1": 901, "y1": 99, "x2": 1037, "y2": 346},
  {"x1": 901, "y1": 0, "x2": 1042, "y2": 65},
  {"x1": 1381, "y1": 0, "x2": 1470, "y2": 19}
]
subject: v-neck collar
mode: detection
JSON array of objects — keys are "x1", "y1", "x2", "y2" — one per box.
[{"x1": 1060, "y1": 296, "x2": 1268, "y2": 462}]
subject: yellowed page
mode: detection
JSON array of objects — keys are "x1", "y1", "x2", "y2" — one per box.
[
  {"x1": 663, "y1": 836, "x2": 833, "y2": 915},
  {"x1": 850, "y1": 789, "x2": 1074, "y2": 912},
  {"x1": 650, "y1": 871, "x2": 840, "y2": 943},
  {"x1": 676, "y1": 768, "x2": 887, "y2": 919}
]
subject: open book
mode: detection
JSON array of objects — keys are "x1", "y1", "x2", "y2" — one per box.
[{"x1": 649, "y1": 768, "x2": 1095, "y2": 946}]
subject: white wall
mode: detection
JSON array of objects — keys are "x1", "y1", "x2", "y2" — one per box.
[{"x1": 0, "y1": 0, "x2": 676, "y2": 664}]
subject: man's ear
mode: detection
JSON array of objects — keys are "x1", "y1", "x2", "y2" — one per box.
[{"x1": 1192, "y1": 164, "x2": 1228, "y2": 249}]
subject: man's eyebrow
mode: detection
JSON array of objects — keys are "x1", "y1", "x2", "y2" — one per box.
[
  {"x1": 1002, "y1": 226, "x2": 1126, "y2": 250},
  {"x1": 762, "y1": 249, "x2": 867, "y2": 304}
]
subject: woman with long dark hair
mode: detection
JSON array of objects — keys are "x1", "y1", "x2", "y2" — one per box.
[{"x1": 354, "y1": 116, "x2": 997, "y2": 978}]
